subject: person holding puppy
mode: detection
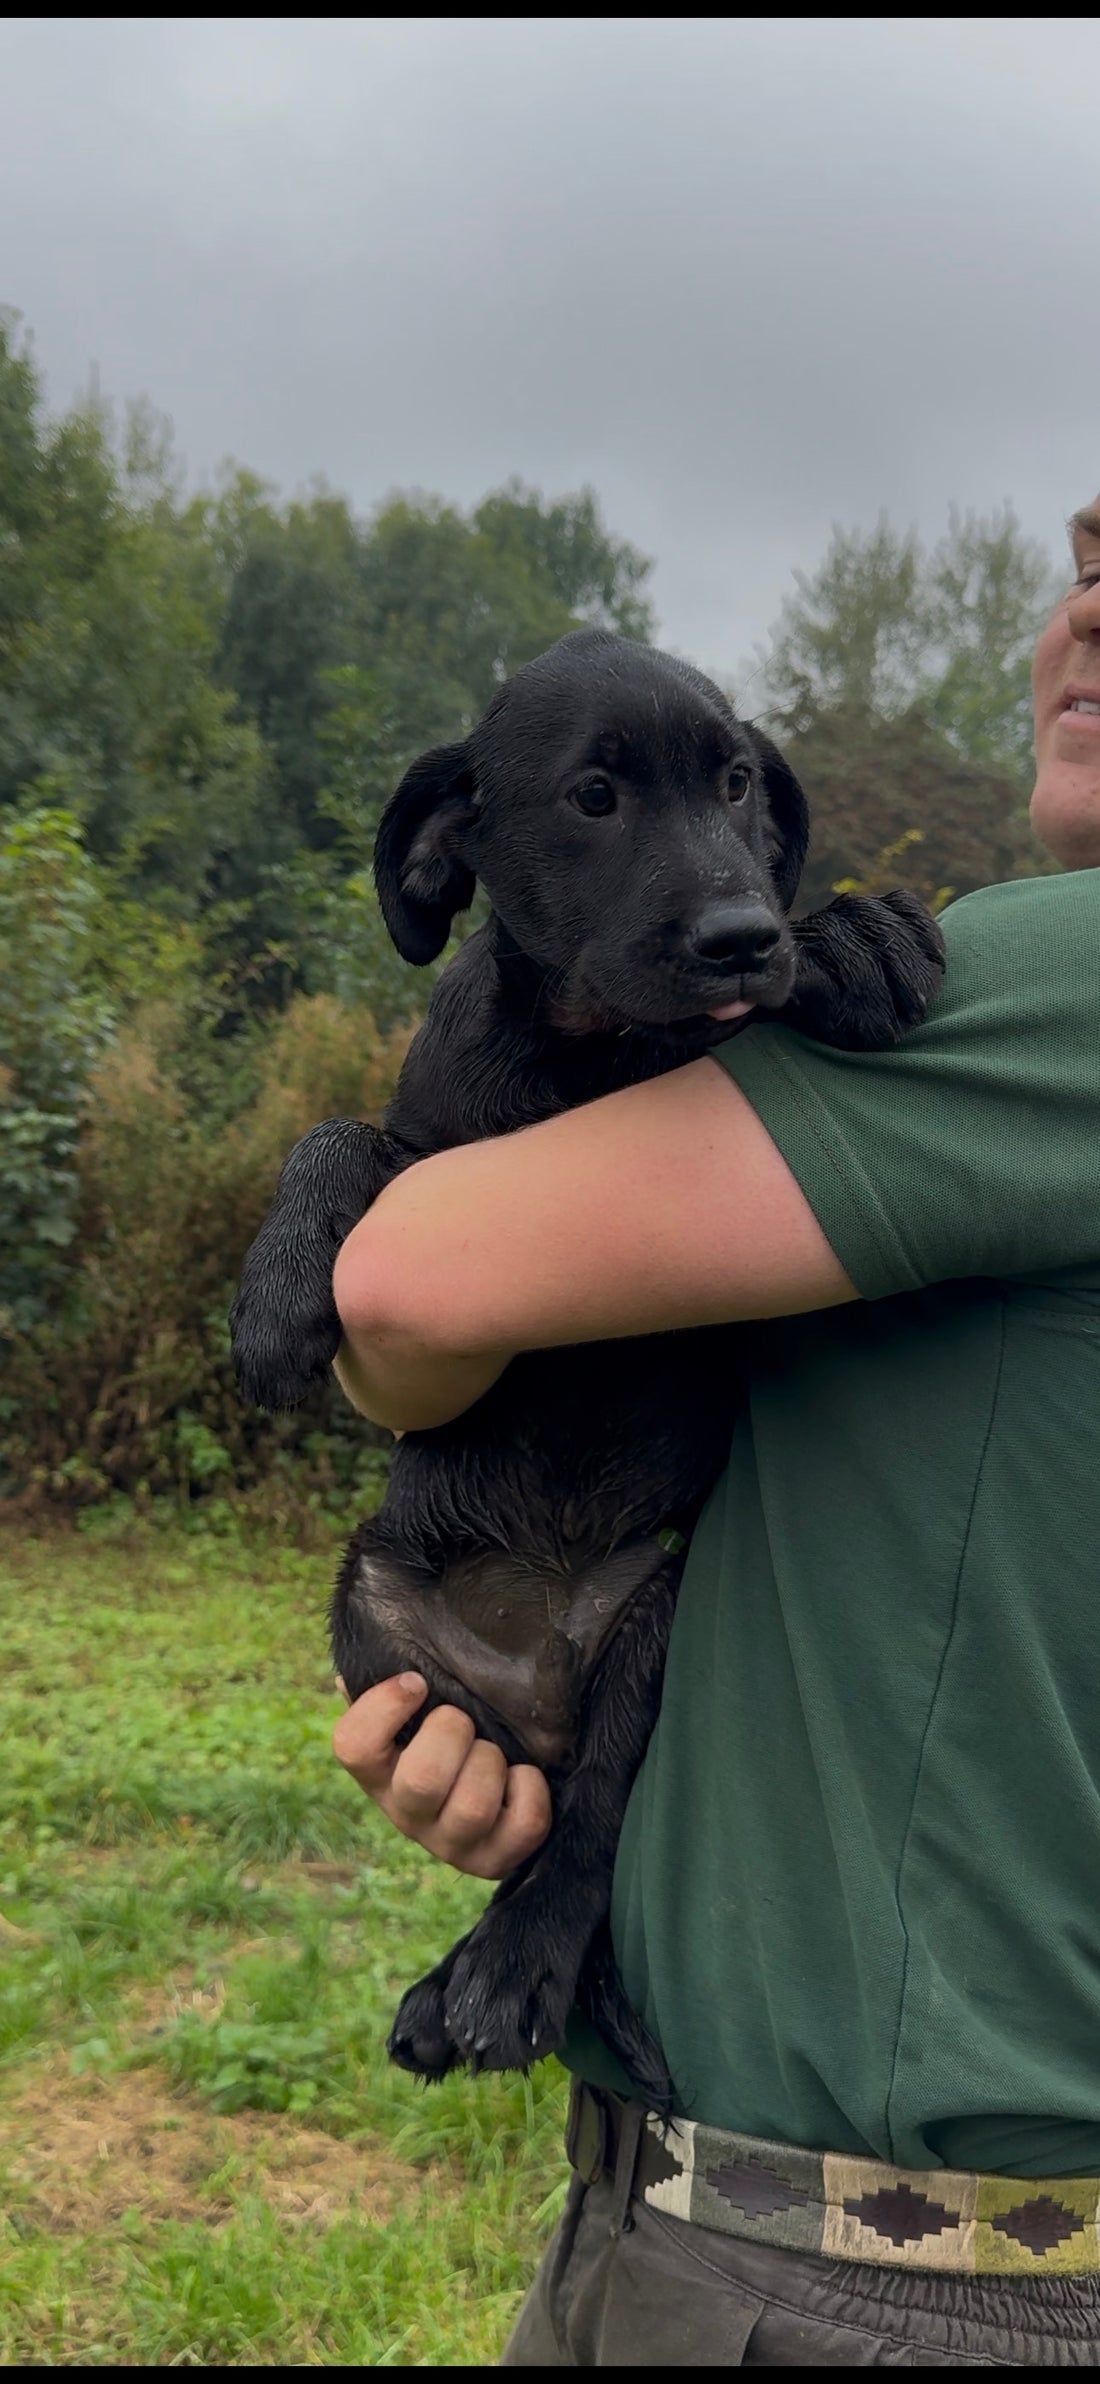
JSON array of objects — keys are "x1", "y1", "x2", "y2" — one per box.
[{"x1": 331, "y1": 498, "x2": 1100, "y2": 2366}]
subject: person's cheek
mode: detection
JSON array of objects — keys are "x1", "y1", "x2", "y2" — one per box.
[{"x1": 1032, "y1": 608, "x2": 1071, "y2": 762}]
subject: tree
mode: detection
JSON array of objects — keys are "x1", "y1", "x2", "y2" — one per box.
[
  {"x1": 472, "y1": 479, "x2": 655, "y2": 641},
  {"x1": 760, "y1": 516, "x2": 926, "y2": 730},
  {"x1": 786, "y1": 706, "x2": 1042, "y2": 917},
  {"x1": 316, "y1": 486, "x2": 654, "y2": 848},
  {"x1": 0, "y1": 317, "x2": 268, "y2": 916},
  {"x1": 1, "y1": 325, "x2": 658, "y2": 1044},
  {"x1": 754, "y1": 504, "x2": 1059, "y2": 908},
  {"x1": 759, "y1": 505, "x2": 1059, "y2": 789},
  {"x1": 201, "y1": 477, "x2": 652, "y2": 895},
  {"x1": 1, "y1": 307, "x2": 1064, "y2": 1511},
  {"x1": 917, "y1": 506, "x2": 1058, "y2": 783},
  {"x1": 211, "y1": 480, "x2": 364, "y2": 851}
]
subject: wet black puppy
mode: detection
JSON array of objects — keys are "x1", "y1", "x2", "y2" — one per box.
[{"x1": 231, "y1": 629, "x2": 943, "y2": 2103}]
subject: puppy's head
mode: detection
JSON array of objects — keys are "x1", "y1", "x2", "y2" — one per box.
[{"x1": 374, "y1": 630, "x2": 808, "y2": 1034}]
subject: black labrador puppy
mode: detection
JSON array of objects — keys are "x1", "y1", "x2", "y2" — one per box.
[{"x1": 231, "y1": 629, "x2": 944, "y2": 2104}]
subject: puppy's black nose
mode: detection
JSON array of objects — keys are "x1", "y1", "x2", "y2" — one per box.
[{"x1": 690, "y1": 901, "x2": 781, "y2": 967}]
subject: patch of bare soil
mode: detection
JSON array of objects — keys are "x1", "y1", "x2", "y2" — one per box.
[{"x1": 0, "y1": 2067, "x2": 420, "y2": 2234}]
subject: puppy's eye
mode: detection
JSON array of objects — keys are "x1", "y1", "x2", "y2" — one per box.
[
  {"x1": 572, "y1": 778, "x2": 617, "y2": 818},
  {"x1": 727, "y1": 766, "x2": 751, "y2": 804}
]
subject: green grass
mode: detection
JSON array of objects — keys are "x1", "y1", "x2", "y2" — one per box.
[{"x1": 0, "y1": 1511, "x2": 569, "y2": 2365}]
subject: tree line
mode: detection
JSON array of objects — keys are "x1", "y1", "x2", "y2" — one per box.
[{"x1": 0, "y1": 307, "x2": 1056, "y2": 1510}]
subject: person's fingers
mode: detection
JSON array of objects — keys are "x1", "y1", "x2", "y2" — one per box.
[
  {"x1": 495, "y1": 1761, "x2": 554, "y2": 1863},
  {"x1": 502, "y1": 1761, "x2": 554, "y2": 1844},
  {"x1": 423, "y1": 1735, "x2": 509, "y2": 1857},
  {"x1": 332, "y1": 1678, "x2": 554, "y2": 1879},
  {"x1": 450, "y1": 1761, "x2": 554, "y2": 1880},
  {"x1": 332, "y1": 1672, "x2": 427, "y2": 1793},
  {"x1": 388, "y1": 1705, "x2": 479, "y2": 1827}
]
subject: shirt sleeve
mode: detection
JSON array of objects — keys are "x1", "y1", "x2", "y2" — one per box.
[{"x1": 712, "y1": 870, "x2": 1100, "y2": 1301}]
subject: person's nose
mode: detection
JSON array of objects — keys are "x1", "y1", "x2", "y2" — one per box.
[{"x1": 1067, "y1": 578, "x2": 1100, "y2": 645}]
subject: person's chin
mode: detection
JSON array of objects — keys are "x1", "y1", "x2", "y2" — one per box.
[{"x1": 1029, "y1": 761, "x2": 1100, "y2": 870}]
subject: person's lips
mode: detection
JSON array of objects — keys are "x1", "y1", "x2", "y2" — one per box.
[{"x1": 1059, "y1": 684, "x2": 1100, "y2": 727}]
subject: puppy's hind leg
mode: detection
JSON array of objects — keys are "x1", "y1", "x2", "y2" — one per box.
[
  {"x1": 575, "y1": 1920, "x2": 675, "y2": 2117},
  {"x1": 387, "y1": 1855, "x2": 540, "y2": 2082},
  {"x1": 388, "y1": 1934, "x2": 470, "y2": 2081},
  {"x1": 439, "y1": 1559, "x2": 679, "y2": 2097}
]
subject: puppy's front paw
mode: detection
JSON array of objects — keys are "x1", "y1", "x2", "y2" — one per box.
[
  {"x1": 866, "y1": 888, "x2": 948, "y2": 1022},
  {"x1": 788, "y1": 890, "x2": 946, "y2": 1051},
  {"x1": 230, "y1": 1235, "x2": 342, "y2": 1411},
  {"x1": 231, "y1": 1115, "x2": 390, "y2": 1410}
]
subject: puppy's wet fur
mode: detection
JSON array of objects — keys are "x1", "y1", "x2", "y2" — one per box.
[{"x1": 232, "y1": 630, "x2": 944, "y2": 2102}]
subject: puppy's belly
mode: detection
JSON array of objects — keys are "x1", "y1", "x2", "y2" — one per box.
[{"x1": 338, "y1": 1538, "x2": 669, "y2": 1766}]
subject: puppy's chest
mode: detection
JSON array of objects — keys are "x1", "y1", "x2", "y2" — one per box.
[{"x1": 393, "y1": 958, "x2": 678, "y2": 1156}]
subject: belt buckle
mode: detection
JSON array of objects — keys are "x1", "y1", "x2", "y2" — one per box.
[{"x1": 566, "y1": 2080, "x2": 609, "y2": 2185}]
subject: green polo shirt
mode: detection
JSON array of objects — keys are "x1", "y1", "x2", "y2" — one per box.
[{"x1": 573, "y1": 867, "x2": 1100, "y2": 2178}]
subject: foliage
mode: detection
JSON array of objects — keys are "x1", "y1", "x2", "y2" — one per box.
[
  {"x1": 753, "y1": 503, "x2": 1058, "y2": 908},
  {"x1": 919, "y1": 507, "x2": 1060, "y2": 781},
  {"x1": 786, "y1": 705, "x2": 1043, "y2": 916},
  {"x1": 226, "y1": 479, "x2": 655, "y2": 863},
  {"x1": 0, "y1": 301, "x2": 1063, "y2": 1508},
  {"x1": 759, "y1": 503, "x2": 1060, "y2": 786},
  {"x1": 760, "y1": 515, "x2": 927, "y2": 728},
  {"x1": 0, "y1": 315, "x2": 269, "y2": 919},
  {"x1": 0, "y1": 994, "x2": 411, "y2": 1507},
  {"x1": 0, "y1": 310, "x2": 659, "y2": 1505},
  {"x1": 0, "y1": 808, "x2": 111, "y2": 1335}
]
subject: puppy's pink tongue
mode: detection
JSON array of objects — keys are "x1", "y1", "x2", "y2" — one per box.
[{"x1": 707, "y1": 999, "x2": 754, "y2": 1022}]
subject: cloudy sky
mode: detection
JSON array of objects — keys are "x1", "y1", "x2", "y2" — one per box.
[{"x1": 2, "y1": 17, "x2": 1098, "y2": 685}]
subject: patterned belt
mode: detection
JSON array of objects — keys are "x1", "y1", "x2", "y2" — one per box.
[{"x1": 566, "y1": 2081, "x2": 1100, "y2": 2276}]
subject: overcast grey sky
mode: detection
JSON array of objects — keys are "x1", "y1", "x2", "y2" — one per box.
[{"x1": 2, "y1": 16, "x2": 1099, "y2": 685}]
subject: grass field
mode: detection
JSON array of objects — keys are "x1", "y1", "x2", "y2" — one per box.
[{"x1": 0, "y1": 1510, "x2": 569, "y2": 2366}]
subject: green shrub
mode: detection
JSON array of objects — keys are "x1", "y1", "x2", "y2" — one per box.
[
  {"x1": 0, "y1": 807, "x2": 112, "y2": 1336},
  {"x1": 1, "y1": 993, "x2": 412, "y2": 1507}
]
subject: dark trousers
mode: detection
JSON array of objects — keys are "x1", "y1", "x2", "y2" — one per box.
[{"x1": 502, "y1": 2171, "x2": 1100, "y2": 2366}]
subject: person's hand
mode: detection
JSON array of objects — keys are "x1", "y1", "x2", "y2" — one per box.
[{"x1": 332, "y1": 1673, "x2": 552, "y2": 1880}]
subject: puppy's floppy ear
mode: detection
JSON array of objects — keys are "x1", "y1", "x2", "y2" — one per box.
[
  {"x1": 374, "y1": 742, "x2": 477, "y2": 964},
  {"x1": 747, "y1": 726, "x2": 810, "y2": 913}
]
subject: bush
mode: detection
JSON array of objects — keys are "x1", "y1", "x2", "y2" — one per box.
[
  {"x1": 0, "y1": 807, "x2": 111, "y2": 1336},
  {"x1": 1, "y1": 994, "x2": 413, "y2": 1508}
]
